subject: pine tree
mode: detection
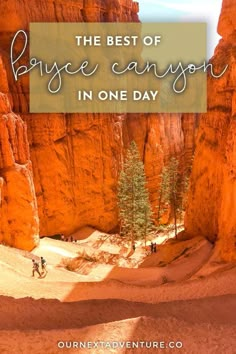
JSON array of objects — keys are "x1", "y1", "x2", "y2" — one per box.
[
  {"x1": 118, "y1": 141, "x2": 154, "y2": 247},
  {"x1": 157, "y1": 156, "x2": 191, "y2": 238},
  {"x1": 168, "y1": 157, "x2": 180, "y2": 237},
  {"x1": 157, "y1": 165, "x2": 170, "y2": 228}
]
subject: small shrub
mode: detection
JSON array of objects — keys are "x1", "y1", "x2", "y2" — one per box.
[{"x1": 61, "y1": 258, "x2": 79, "y2": 272}]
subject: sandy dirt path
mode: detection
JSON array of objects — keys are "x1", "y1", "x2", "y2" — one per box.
[
  {"x1": 0, "y1": 294, "x2": 235, "y2": 354},
  {"x1": 0, "y1": 239, "x2": 235, "y2": 354}
]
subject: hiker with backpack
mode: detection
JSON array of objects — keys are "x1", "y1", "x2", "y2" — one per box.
[
  {"x1": 32, "y1": 259, "x2": 41, "y2": 277},
  {"x1": 40, "y1": 256, "x2": 47, "y2": 274}
]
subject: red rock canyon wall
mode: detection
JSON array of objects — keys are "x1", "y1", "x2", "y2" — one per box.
[
  {"x1": 0, "y1": 56, "x2": 39, "y2": 250},
  {"x1": 184, "y1": 0, "x2": 236, "y2": 261},
  {"x1": 0, "y1": 0, "x2": 195, "y2": 248}
]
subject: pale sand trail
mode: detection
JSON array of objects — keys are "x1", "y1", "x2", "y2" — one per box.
[{"x1": 0, "y1": 237, "x2": 235, "y2": 354}]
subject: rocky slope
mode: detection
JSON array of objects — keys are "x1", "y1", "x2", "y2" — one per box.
[{"x1": 184, "y1": 0, "x2": 236, "y2": 261}]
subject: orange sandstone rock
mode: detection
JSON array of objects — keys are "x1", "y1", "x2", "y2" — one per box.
[
  {"x1": 24, "y1": 113, "x2": 187, "y2": 236},
  {"x1": 0, "y1": 0, "x2": 196, "y2": 246},
  {"x1": 0, "y1": 56, "x2": 39, "y2": 250},
  {"x1": 185, "y1": 0, "x2": 236, "y2": 262}
]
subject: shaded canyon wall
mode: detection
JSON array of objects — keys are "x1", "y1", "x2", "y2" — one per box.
[{"x1": 184, "y1": 0, "x2": 236, "y2": 261}]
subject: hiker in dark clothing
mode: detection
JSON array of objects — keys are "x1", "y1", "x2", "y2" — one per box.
[
  {"x1": 132, "y1": 243, "x2": 136, "y2": 251},
  {"x1": 32, "y1": 259, "x2": 41, "y2": 277},
  {"x1": 150, "y1": 242, "x2": 154, "y2": 254},
  {"x1": 153, "y1": 242, "x2": 157, "y2": 253},
  {"x1": 40, "y1": 256, "x2": 47, "y2": 274}
]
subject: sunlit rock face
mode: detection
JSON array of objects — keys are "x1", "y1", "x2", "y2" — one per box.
[
  {"x1": 0, "y1": 56, "x2": 39, "y2": 250},
  {"x1": 22, "y1": 112, "x2": 187, "y2": 236},
  {"x1": 185, "y1": 0, "x2": 236, "y2": 261},
  {"x1": 0, "y1": 0, "x2": 196, "y2": 247}
]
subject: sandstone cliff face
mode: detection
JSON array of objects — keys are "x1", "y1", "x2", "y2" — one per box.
[
  {"x1": 23, "y1": 112, "x2": 186, "y2": 236},
  {"x1": 0, "y1": 0, "x2": 194, "y2": 245},
  {"x1": 185, "y1": 0, "x2": 236, "y2": 261},
  {"x1": 0, "y1": 0, "x2": 142, "y2": 245},
  {"x1": 0, "y1": 56, "x2": 39, "y2": 250}
]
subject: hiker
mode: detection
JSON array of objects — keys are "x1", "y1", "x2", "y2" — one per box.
[
  {"x1": 32, "y1": 259, "x2": 41, "y2": 277},
  {"x1": 150, "y1": 242, "x2": 154, "y2": 254},
  {"x1": 40, "y1": 256, "x2": 47, "y2": 274},
  {"x1": 70, "y1": 236, "x2": 74, "y2": 242},
  {"x1": 153, "y1": 242, "x2": 157, "y2": 253},
  {"x1": 132, "y1": 243, "x2": 136, "y2": 251}
]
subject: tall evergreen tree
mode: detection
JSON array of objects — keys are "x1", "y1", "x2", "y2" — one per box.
[
  {"x1": 168, "y1": 157, "x2": 180, "y2": 237},
  {"x1": 157, "y1": 156, "x2": 190, "y2": 237},
  {"x1": 157, "y1": 165, "x2": 170, "y2": 227},
  {"x1": 118, "y1": 141, "x2": 154, "y2": 247}
]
